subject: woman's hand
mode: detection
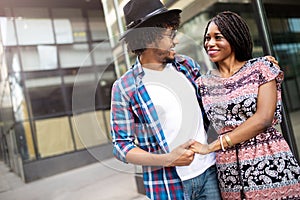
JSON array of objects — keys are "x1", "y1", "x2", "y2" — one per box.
[{"x1": 189, "y1": 141, "x2": 210, "y2": 155}]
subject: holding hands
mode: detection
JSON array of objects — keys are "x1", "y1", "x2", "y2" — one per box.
[
  {"x1": 166, "y1": 140, "x2": 196, "y2": 167},
  {"x1": 189, "y1": 140, "x2": 211, "y2": 155}
]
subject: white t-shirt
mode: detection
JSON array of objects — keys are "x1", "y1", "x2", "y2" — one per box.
[{"x1": 143, "y1": 64, "x2": 215, "y2": 181}]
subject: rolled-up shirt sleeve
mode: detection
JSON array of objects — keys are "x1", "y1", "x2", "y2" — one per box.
[{"x1": 110, "y1": 80, "x2": 136, "y2": 163}]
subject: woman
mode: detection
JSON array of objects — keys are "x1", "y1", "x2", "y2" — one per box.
[{"x1": 190, "y1": 11, "x2": 300, "y2": 199}]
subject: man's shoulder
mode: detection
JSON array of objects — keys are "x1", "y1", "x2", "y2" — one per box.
[
  {"x1": 112, "y1": 67, "x2": 138, "y2": 97},
  {"x1": 114, "y1": 69, "x2": 134, "y2": 85},
  {"x1": 175, "y1": 54, "x2": 195, "y2": 63},
  {"x1": 175, "y1": 54, "x2": 200, "y2": 71}
]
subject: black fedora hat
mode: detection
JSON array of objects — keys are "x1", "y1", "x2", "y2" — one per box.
[{"x1": 120, "y1": 0, "x2": 181, "y2": 40}]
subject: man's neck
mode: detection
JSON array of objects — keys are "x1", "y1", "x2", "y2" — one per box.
[
  {"x1": 139, "y1": 54, "x2": 166, "y2": 71},
  {"x1": 142, "y1": 63, "x2": 165, "y2": 71}
]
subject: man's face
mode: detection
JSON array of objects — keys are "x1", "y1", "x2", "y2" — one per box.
[{"x1": 151, "y1": 28, "x2": 179, "y2": 63}]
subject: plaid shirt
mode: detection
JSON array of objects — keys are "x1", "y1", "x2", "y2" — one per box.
[{"x1": 110, "y1": 54, "x2": 209, "y2": 200}]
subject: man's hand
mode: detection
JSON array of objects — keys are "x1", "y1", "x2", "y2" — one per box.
[
  {"x1": 165, "y1": 140, "x2": 196, "y2": 167},
  {"x1": 265, "y1": 55, "x2": 279, "y2": 66},
  {"x1": 189, "y1": 141, "x2": 210, "y2": 155}
]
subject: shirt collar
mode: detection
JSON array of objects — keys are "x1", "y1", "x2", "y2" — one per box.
[{"x1": 131, "y1": 54, "x2": 187, "y2": 78}]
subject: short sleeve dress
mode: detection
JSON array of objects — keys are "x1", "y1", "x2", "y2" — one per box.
[{"x1": 197, "y1": 57, "x2": 300, "y2": 199}]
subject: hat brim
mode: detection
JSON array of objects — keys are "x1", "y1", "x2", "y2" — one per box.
[{"x1": 119, "y1": 9, "x2": 182, "y2": 41}]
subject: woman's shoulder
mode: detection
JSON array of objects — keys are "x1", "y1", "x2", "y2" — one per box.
[
  {"x1": 245, "y1": 56, "x2": 284, "y2": 83},
  {"x1": 246, "y1": 56, "x2": 273, "y2": 67}
]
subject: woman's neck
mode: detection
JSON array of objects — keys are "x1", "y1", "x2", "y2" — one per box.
[{"x1": 217, "y1": 59, "x2": 246, "y2": 78}]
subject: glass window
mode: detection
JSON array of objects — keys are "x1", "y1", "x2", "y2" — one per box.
[
  {"x1": 35, "y1": 116, "x2": 74, "y2": 158},
  {"x1": 96, "y1": 67, "x2": 116, "y2": 109},
  {"x1": 116, "y1": 54, "x2": 129, "y2": 76},
  {"x1": 71, "y1": 111, "x2": 109, "y2": 150},
  {"x1": 0, "y1": 81, "x2": 14, "y2": 133},
  {"x1": 0, "y1": 17, "x2": 17, "y2": 46},
  {"x1": 92, "y1": 42, "x2": 113, "y2": 65},
  {"x1": 25, "y1": 76, "x2": 62, "y2": 88},
  {"x1": 63, "y1": 73, "x2": 96, "y2": 85},
  {"x1": 4, "y1": 47, "x2": 21, "y2": 72},
  {"x1": 111, "y1": 22, "x2": 120, "y2": 46},
  {"x1": 106, "y1": 0, "x2": 115, "y2": 12},
  {"x1": 52, "y1": 8, "x2": 87, "y2": 43},
  {"x1": 95, "y1": 80, "x2": 113, "y2": 110},
  {"x1": 88, "y1": 10, "x2": 108, "y2": 41},
  {"x1": 66, "y1": 82, "x2": 97, "y2": 112},
  {"x1": 59, "y1": 44, "x2": 92, "y2": 68},
  {"x1": 14, "y1": 8, "x2": 54, "y2": 45},
  {"x1": 269, "y1": 18, "x2": 290, "y2": 33},
  {"x1": 15, "y1": 122, "x2": 35, "y2": 161},
  {"x1": 26, "y1": 77, "x2": 65, "y2": 117},
  {"x1": 9, "y1": 75, "x2": 29, "y2": 121},
  {"x1": 64, "y1": 72, "x2": 97, "y2": 112},
  {"x1": 289, "y1": 18, "x2": 300, "y2": 33},
  {"x1": 20, "y1": 46, "x2": 58, "y2": 71},
  {"x1": 53, "y1": 19, "x2": 74, "y2": 44}
]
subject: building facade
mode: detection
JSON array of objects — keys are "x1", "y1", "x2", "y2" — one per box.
[
  {"x1": 0, "y1": 0, "x2": 115, "y2": 182},
  {"x1": 0, "y1": 0, "x2": 299, "y2": 188}
]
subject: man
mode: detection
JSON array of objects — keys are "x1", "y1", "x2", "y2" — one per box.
[{"x1": 110, "y1": 0, "x2": 220, "y2": 199}]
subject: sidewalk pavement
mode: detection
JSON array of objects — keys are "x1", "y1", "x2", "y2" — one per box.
[{"x1": 0, "y1": 158, "x2": 149, "y2": 200}]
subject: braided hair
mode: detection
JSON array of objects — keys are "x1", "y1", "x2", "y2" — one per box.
[
  {"x1": 124, "y1": 12, "x2": 180, "y2": 55},
  {"x1": 203, "y1": 11, "x2": 253, "y2": 62}
]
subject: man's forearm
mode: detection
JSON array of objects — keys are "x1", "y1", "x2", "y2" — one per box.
[
  {"x1": 126, "y1": 147, "x2": 169, "y2": 166},
  {"x1": 126, "y1": 140, "x2": 195, "y2": 167}
]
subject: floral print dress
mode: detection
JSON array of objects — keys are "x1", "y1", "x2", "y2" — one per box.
[{"x1": 197, "y1": 57, "x2": 300, "y2": 199}]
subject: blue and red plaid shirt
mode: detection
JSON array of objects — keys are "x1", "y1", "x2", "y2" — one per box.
[{"x1": 110, "y1": 54, "x2": 209, "y2": 200}]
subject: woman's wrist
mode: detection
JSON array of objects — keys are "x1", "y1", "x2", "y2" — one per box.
[
  {"x1": 208, "y1": 144, "x2": 215, "y2": 153},
  {"x1": 208, "y1": 140, "x2": 219, "y2": 153}
]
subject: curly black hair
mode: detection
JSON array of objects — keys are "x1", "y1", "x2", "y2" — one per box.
[
  {"x1": 203, "y1": 11, "x2": 253, "y2": 62},
  {"x1": 124, "y1": 12, "x2": 180, "y2": 55}
]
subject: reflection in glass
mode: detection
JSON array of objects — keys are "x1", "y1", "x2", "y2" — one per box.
[
  {"x1": 35, "y1": 117, "x2": 74, "y2": 158},
  {"x1": 25, "y1": 77, "x2": 61, "y2": 88},
  {"x1": 9, "y1": 76, "x2": 29, "y2": 121},
  {"x1": 53, "y1": 19, "x2": 73, "y2": 44},
  {"x1": 59, "y1": 44, "x2": 92, "y2": 68},
  {"x1": 64, "y1": 73, "x2": 96, "y2": 84},
  {"x1": 15, "y1": 122, "x2": 36, "y2": 161},
  {"x1": 13, "y1": 7, "x2": 54, "y2": 45},
  {"x1": 0, "y1": 17, "x2": 17, "y2": 46},
  {"x1": 4, "y1": 47, "x2": 21, "y2": 72},
  {"x1": 0, "y1": 81, "x2": 14, "y2": 132},
  {"x1": 88, "y1": 10, "x2": 108, "y2": 41},
  {"x1": 111, "y1": 22, "x2": 120, "y2": 46},
  {"x1": 52, "y1": 8, "x2": 87, "y2": 42},
  {"x1": 20, "y1": 46, "x2": 58, "y2": 71},
  {"x1": 92, "y1": 42, "x2": 113, "y2": 65},
  {"x1": 38, "y1": 46, "x2": 58, "y2": 69},
  {"x1": 64, "y1": 72, "x2": 97, "y2": 112},
  {"x1": 289, "y1": 18, "x2": 300, "y2": 32},
  {"x1": 71, "y1": 111, "x2": 109, "y2": 150},
  {"x1": 15, "y1": 18, "x2": 55, "y2": 45},
  {"x1": 26, "y1": 77, "x2": 65, "y2": 117}
]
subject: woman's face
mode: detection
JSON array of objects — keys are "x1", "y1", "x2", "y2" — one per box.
[{"x1": 204, "y1": 22, "x2": 234, "y2": 63}]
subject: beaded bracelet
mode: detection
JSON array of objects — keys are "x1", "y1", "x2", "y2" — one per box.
[{"x1": 219, "y1": 135, "x2": 226, "y2": 151}]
